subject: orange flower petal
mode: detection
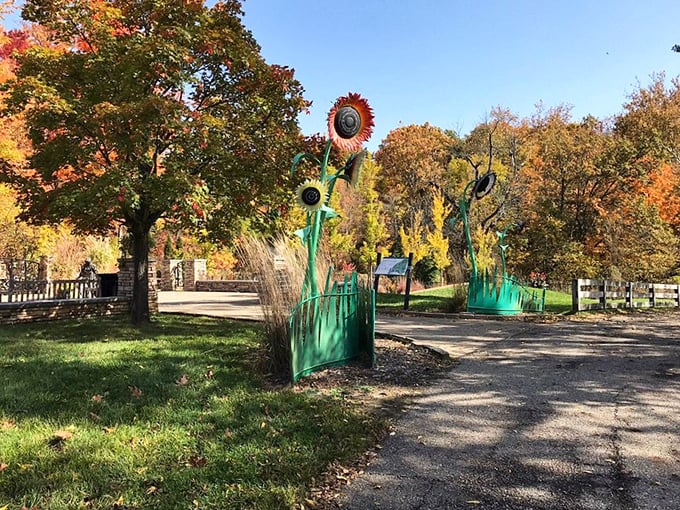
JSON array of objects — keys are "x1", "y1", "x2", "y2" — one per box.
[{"x1": 327, "y1": 93, "x2": 374, "y2": 152}]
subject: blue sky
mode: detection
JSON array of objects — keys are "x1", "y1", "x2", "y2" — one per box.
[
  {"x1": 241, "y1": 0, "x2": 680, "y2": 151},
  {"x1": 4, "y1": 1, "x2": 680, "y2": 151}
]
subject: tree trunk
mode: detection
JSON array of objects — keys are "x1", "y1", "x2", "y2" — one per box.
[{"x1": 130, "y1": 223, "x2": 151, "y2": 324}]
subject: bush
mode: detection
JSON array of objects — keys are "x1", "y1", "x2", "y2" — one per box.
[
  {"x1": 413, "y1": 256, "x2": 441, "y2": 287},
  {"x1": 448, "y1": 284, "x2": 468, "y2": 312}
]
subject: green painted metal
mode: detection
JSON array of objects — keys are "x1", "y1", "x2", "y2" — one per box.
[
  {"x1": 289, "y1": 270, "x2": 375, "y2": 383},
  {"x1": 467, "y1": 270, "x2": 546, "y2": 315},
  {"x1": 288, "y1": 130, "x2": 376, "y2": 383},
  {"x1": 455, "y1": 175, "x2": 545, "y2": 315}
]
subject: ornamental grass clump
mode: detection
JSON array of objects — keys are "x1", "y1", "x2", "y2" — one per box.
[{"x1": 238, "y1": 236, "x2": 330, "y2": 377}]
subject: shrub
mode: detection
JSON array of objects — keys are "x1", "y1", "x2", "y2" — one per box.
[
  {"x1": 448, "y1": 284, "x2": 468, "y2": 312},
  {"x1": 413, "y1": 256, "x2": 441, "y2": 287}
]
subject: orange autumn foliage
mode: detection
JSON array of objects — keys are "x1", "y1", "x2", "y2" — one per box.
[{"x1": 635, "y1": 162, "x2": 680, "y2": 227}]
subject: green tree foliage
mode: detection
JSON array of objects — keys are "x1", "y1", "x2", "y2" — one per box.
[{"x1": 1, "y1": 0, "x2": 307, "y2": 323}]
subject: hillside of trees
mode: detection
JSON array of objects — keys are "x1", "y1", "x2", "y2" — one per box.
[{"x1": 2, "y1": 8, "x2": 680, "y2": 293}]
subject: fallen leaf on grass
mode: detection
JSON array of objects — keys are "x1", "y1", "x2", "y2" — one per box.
[
  {"x1": 146, "y1": 485, "x2": 158, "y2": 495},
  {"x1": 205, "y1": 369, "x2": 214, "y2": 379},
  {"x1": 176, "y1": 374, "x2": 190, "y2": 386},
  {"x1": 129, "y1": 386, "x2": 143, "y2": 398},
  {"x1": 49, "y1": 430, "x2": 74, "y2": 450},
  {"x1": 0, "y1": 420, "x2": 15, "y2": 431},
  {"x1": 0, "y1": 462, "x2": 8, "y2": 472},
  {"x1": 91, "y1": 394, "x2": 104, "y2": 403},
  {"x1": 187, "y1": 455, "x2": 208, "y2": 468}
]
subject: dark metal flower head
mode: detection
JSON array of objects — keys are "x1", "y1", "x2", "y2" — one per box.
[
  {"x1": 344, "y1": 150, "x2": 367, "y2": 188},
  {"x1": 473, "y1": 172, "x2": 496, "y2": 200},
  {"x1": 327, "y1": 93, "x2": 374, "y2": 152}
]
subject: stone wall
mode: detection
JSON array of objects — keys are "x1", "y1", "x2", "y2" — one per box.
[
  {"x1": 194, "y1": 280, "x2": 258, "y2": 292},
  {"x1": 0, "y1": 297, "x2": 129, "y2": 325}
]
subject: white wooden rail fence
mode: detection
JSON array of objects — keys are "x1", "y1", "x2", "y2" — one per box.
[
  {"x1": 572, "y1": 279, "x2": 680, "y2": 312},
  {"x1": 0, "y1": 278, "x2": 100, "y2": 303}
]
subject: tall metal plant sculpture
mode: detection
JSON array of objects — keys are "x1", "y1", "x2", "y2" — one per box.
[
  {"x1": 455, "y1": 172, "x2": 545, "y2": 315},
  {"x1": 288, "y1": 93, "x2": 375, "y2": 382}
]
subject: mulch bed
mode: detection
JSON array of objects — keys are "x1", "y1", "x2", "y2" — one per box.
[{"x1": 292, "y1": 337, "x2": 455, "y2": 509}]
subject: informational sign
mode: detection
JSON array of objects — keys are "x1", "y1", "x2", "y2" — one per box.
[{"x1": 375, "y1": 257, "x2": 409, "y2": 276}]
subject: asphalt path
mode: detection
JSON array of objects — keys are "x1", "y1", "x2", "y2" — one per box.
[
  {"x1": 157, "y1": 292, "x2": 680, "y2": 509},
  {"x1": 339, "y1": 315, "x2": 680, "y2": 510}
]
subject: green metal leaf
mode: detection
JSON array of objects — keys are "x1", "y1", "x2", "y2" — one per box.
[
  {"x1": 321, "y1": 205, "x2": 338, "y2": 218},
  {"x1": 290, "y1": 152, "x2": 321, "y2": 176},
  {"x1": 294, "y1": 226, "x2": 311, "y2": 243}
]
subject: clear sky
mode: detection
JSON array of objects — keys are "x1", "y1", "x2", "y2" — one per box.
[
  {"x1": 4, "y1": 1, "x2": 680, "y2": 151},
  {"x1": 240, "y1": 0, "x2": 680, "y2": 151}
]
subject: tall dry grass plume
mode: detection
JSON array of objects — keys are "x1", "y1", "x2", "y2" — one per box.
[{"x1": 237, "y1": 235, "x2": 330, "y2": 378}]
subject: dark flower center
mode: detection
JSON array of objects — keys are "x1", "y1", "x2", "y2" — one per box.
[
  {"x1": 334, "y1": 106, "x2": 362, "y2": 139},
  {"x1": 301, "y1": 186, "x2": 322, "y2": 206},
  {"x1": 474, "y1": 172, "x2": 496, "y2": 199}
]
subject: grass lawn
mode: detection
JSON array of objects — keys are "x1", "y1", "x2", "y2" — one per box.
[
  {"x1": 0, "y1": 315, "x2": 384, "y2": 510},
  {"x1": 377, "y1": 285, "x2": 574, "y2": 314}
]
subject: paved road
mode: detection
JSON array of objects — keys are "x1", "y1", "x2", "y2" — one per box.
[
  {"x1": 339, "y1": 315, "x2": 680, "y2": 510},
  {"x1": 158, "y1": 292, "x2": 680, "y2": 509}
]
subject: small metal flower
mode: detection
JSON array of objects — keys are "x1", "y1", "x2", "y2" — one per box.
[
  {"x1": 473, "y1": 172, "x2": 496, "y2": 200},
  {"x1": 327, "y1": 93, "x2": 374, "y2": 152},
  {"x1": 343, "y1": 150, "x2": 367, "y2": 188},
  {"x1": 295, "y1": 179, "x2": 328, "y2": 212}
]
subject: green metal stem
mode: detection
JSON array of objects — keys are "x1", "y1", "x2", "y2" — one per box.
[
  {"x1": 303, "y1": 140, "x2": 334, "y2": 298},
  {"x1": 460, "y1": 180, "x2": 478, "y2": 277}
]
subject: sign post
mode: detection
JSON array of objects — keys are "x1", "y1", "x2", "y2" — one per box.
[{"x1": 374, "y1": 253, "x2": 413, "y2": 311}]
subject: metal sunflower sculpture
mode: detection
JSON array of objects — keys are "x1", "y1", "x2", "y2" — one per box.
[
  {"x1": 451, "y1": 172, "x2": 545, "y2": 315},
  {"x1": 290, "y1": 93, "x2": 374, "y2": 297}
]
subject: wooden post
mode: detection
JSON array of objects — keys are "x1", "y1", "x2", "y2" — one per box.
[
  {"x1": 626, "y1": 282, "x2": 632, "y2": 309},
  {"x1": 600, "y1": 279, "x2": 607, "y2": 310},
  {"x1": 571, "y1": 279, "x2": 580, "y2": 312},
  {"x1": 373, "y1": 252, "x2": 382, "y2": 294},
  {"x1": 403, "y1": 253, "x2": 414, "y2": 311},
  {"x1": 650, "y1": 283, "x2": 656, "y2": 308}
]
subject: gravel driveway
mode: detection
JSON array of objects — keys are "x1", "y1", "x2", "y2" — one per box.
[{"x1": 338, "y1": 314, "x2": 680, "y2": 509}]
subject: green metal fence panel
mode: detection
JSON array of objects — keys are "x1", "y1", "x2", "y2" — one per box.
[
  {"x1": 289, "y1": 272, "x2": 375, "y2": 383},
  {"x1": 467, "y1": 271, "x2": 545, "y2": 315}
]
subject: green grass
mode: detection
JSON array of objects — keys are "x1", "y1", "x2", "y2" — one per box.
[
  {"x1": 0, "y1": 315, "x2": 384, "y2": 510},
  {"x1": 377, "y1": 285, "x2": 574, "y2": 314}
]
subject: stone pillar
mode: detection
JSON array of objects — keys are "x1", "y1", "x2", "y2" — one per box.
[
  {"x1": 159, "y1": 259, "x2": 183, "y2": 291},
  {"x1": 117, "y1": 258, "x2": 158, "y2": 313},
  {"x1": 183, "y1": 259, "x2": 207, "y2": 291}
]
